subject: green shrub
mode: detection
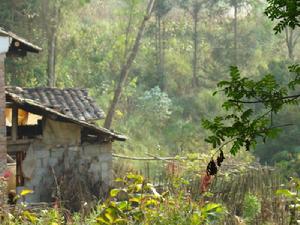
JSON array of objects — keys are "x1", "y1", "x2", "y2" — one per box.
[
  {"x1": 242, "y1": 193, "x2": 261, "y2": 224},
  {"x1": 89, "y1": 173, "x2": 225, "y2": 225}
]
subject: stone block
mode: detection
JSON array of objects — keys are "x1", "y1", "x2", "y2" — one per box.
[
  {"x1": 82, "y1": 155, "x2": 91, "y2": 161},
  {"x1": 64, "y1": 158, "x2": 70, "y2": 169},
  {"x1": 98, "y1": 154, "x2": 112, "y2": 162},
  {"x1": 49, "y1": 158, "x2": 58, "y2": 167},
  {"x1": 101, "y1": 162, "x2": 108, "y2": 173},
  {"x1": 41, "y1": 158, "x2": 49, "y2": 168},
  {"x1": 98, "y1": 143, "x2": 112, "y2": 153},
  {"x1": 67, "y1": 151, "x2": 78, "y2": 159},
  {"x1": 36, "y1": 158, "x2": 43, "y2": 168},
  {"x1": 50, "y1": 148, "x2": 64, "y2": 159},
  {"x1": 28, "y1": 177, "x2": 40, "y2": 188},
  {"x1": 84, "y1": 145, "x2": 101, "y2": 157},
  {"x1": 35, "y1": 150, "x2": 49, "y2": 159},
  {"x1": 102, "y1": 161, "x2": 112, "y2": 185},
  {"x1": 88, "y1": 160, "x2": 102, "y2": 182},
  {"x1": 102, "y1": 171, "x2": 111, "y2": 185},
  {"x1": 31, "y1": 141, "x2": 46, "y2": 151},
  {"x1": 89, "y1": 162, "x2": 101, "y2": 174},
  {"x1": 69, "y1": 146, "x2": 80, "y2": 152},
  {"x1": 35, "y1": 167, "x2": 47, "y2": 177}
]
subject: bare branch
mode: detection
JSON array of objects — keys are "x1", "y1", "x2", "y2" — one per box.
[{"x1": 228, "y1": 93, "x2": 300, "y2": 104}]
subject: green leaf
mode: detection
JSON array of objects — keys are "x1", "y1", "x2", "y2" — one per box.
[
  {"x1": 117, "y1": 201, "x2": 129, "y2": 211},
  {"x1": 202, "y1": 203, "x2": 222, "y2": 212},
  {"x1": 241, "y1": 109, "x2": 253, "y2": 120},
  {"x1": 96, "y1": 217, "x2": 110, "y2": 224},
  {"x1": 129, "y1": 197, "x2": 141, "y2": 203},
  {"x1": 104, "y1": 212, "x2": 115, "y2": 223},
  {"x1": 110, "y1": 189, "x2": 121, "y2": 197},
  {"x1": 145, "y1": 199, "x2": 159, "y2": 207},
  {"x1": 115, "y1": 178, "x2": 124, "y2": 182},
  {"x1": 114, "y1": 218, "x2": 127, "y2": 224},
  {"x1": 276, "y1": 189, "x2": 296, "y2": 197},
  {"x1": 22, "y1": 211, "x2": 37, "y2": 223}
]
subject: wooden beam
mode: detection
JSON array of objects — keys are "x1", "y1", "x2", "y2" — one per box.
[
  {"x1": 11, "y1": 105, "x2": 18, "y2": 141},
  {"x1": 6, "y1": 102, "x2": 14, "y2": 107},
  {"x1": 7, "y1": 139, "x2": 32, "y2": 153}
]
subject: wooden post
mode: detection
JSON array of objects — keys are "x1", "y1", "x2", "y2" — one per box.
[
  {"x1": 12, "y1": 105, "x2": 18, "y2": 141},
  {"x1": 0, "y1": 53, "x2": 6, "y2": 174},
  {"x1": 146, "y1": 162, "x2": 150, "y2": 180}
]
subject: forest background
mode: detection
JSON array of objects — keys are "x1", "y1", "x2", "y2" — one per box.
[{"x1": 0, "y1": 0, "x2": 299, "y2": 176}]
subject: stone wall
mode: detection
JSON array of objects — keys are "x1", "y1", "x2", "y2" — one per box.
[{"x1": 21, "y1": 120, "x2": 112, "y2": 204}]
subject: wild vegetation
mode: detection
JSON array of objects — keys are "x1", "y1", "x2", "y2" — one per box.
[{"x1": 0, "y1": 0, "x2": 300, "y2": 224}]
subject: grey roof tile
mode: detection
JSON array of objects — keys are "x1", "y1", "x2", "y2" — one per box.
[{"x1": 6, "y1": 86, "x2": 105, "y2": 121}]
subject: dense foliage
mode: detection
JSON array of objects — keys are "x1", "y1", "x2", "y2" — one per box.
[
  {"x1": 1, "y1": 0, "x2": 300, "y2": 223},
  {"x1": 1, "y1": 0, "x2": 299, "y2": 163}
]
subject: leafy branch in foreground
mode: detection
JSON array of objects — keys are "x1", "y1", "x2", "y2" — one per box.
[
  {"x1": 203, "y1": 65, "x2": 300, "y2": 175},
  {"x1": 265, "y1": 0, "x2": 300, "y2": 33}
]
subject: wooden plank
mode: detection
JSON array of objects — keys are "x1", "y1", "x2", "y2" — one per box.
[
  {"x1": 5, "y1": 102, "x2": 14, "y2": 107},
  {"x1": 11, "y1": 105, "x2": 18, "y2": 141},
  {"x1": 16, "y1": 151, "x2": 25, "y2": 186}
]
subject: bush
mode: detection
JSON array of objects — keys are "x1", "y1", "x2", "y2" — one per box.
[
  {"x1": 90, "y1": 173, "x2": 225, "y2": 225},
  {"x1": 242, "y1": 193, "x2": 261, "y2": 224}
]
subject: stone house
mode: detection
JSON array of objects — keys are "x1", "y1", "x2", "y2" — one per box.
[{"x1": 5, "y1": 86, "x2": 126, "y2": 204}]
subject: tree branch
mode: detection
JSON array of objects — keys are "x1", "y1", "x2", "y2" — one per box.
[{"x1": 229, "y1": 93, "x2": 300, "y2": 104}]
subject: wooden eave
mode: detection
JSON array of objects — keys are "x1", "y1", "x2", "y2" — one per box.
[{"x1": 0, "y1": 28, "x2": 42, "y2": 56}]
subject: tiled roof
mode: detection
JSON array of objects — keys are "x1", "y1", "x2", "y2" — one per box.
[
  {"x1": 6, "y1": 87, "x2": 105, "y2": 121},
  {"x1": 6, "y1": 90, "x2": 126, "y2": 141}
]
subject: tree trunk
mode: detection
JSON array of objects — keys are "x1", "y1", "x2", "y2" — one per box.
[
  {"x1": 233, "y1": 0, "x2": 238, "y2": 65},
  {"x1": 46, "y1": 2, "x2": 59, "y2": 88},
  {"x1": 285, "y1": 27, "x2": 299, "y2": 61},
  {"x1": 157, "y1": 15, "x2": 165, "y2": 91},
  {"x1": 192, "y1": 10, "x2": 199, "y2": 88},
  {"x1": 124, "y1": 5, "x2": 134, "y2": 61},
  {"x1": 155, "y1": 15, "x2": 159, "y2": 79},
  {"x1": 104, "y1": 0, "x2": 156, "y2": 129},
  {"x1": 161, "y1": 20, "x2": 166, "y2": 91},
  {"x1": 0, "y1": 54, "x2": 6, "y2": 174},
  {"x1": 47, "y1": 28, "x2": 57, "y2": 87}
]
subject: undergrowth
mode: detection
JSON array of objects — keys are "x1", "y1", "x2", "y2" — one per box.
[{"x1": 0, "y1": 173, "x2": 225, "y2": 225}]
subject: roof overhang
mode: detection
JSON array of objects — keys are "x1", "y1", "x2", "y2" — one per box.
[
  {"x1": 6, "y1": 91, "x2": 127, "y2": 142},
  {"x1": 0, "y1": 28, "x2": 42, "y2": 57}
]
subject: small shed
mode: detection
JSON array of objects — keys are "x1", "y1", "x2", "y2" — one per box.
[{"x1": 5, "y1": 86, "x2": 126, "y2": 206}]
